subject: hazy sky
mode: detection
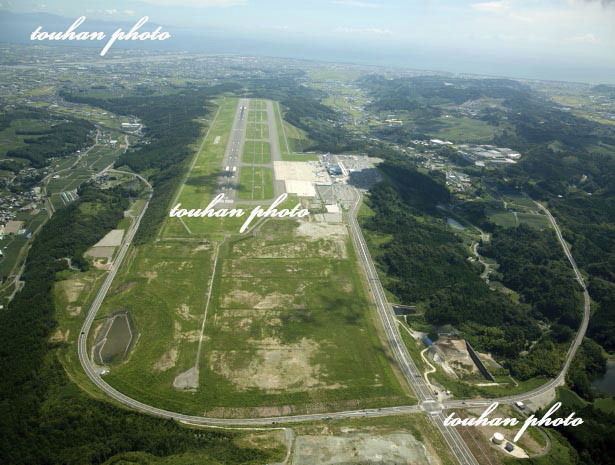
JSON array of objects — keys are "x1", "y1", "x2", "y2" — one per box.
[{"x1": 2, "y1": 0, "x2": 615, "y2": 82}]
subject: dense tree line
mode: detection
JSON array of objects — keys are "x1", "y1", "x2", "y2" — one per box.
[
  {"x1": 358, "y1": 75, "x2": 532, "y2": 139},
  {"x1": 0, "y1": 185, "x2": 273, "y2": 464},
  {"x1": 554, "y1": 401, "x2": 615, "y2": 465},
  {"x1": 1, "y1": 108, "x2": 95, "y2": 168},
  {"x1": 539, "y1": 338, "x2": 613, "y2": 465},
  {"x1": 480, "y1": 82, "x2": 615, "y2": 362},
  {"x1": 566, "y1": 338, "x2": 607, "y2": 401},
  {"x1": 361, "y1": 159, "x2": 542, "y2": 363},
  {"x1": 480, "y1": 224, "x2": 583, "y2": 329},
  {"x1": 587, "y1": 278, "x2": 615, "y2": 352},
  {"x1": 361, "y1": 157, "x2": 601, "y2": 380},
  {"x1": 359, "y1": 75, "x2": 530, "y2": 108}
]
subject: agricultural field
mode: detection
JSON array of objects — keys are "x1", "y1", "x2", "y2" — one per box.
[
  {"x1": 237, "y1": 166, "x2": 274, "y2": 200},
  {"x1": 0, "y1": 234, "x2": 28, "y2": 281},
  {"x1": 485, "y1": 195, "x2": 551, "y2": 231},
  {"x1": 0, "y1": 209, "x2": 47, "y2": 282},
  {"x1": 430, "y1": 114, "x2": 499, "y2": 143},
  {"x1": 487, "y1": 209, "x2": 519, "y2": 228},
  {"x1": 242, "y1": 140, "x2": 271, "y2": 164}
]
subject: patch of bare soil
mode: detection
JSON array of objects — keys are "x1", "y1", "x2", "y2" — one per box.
[
  {"x1": 332, "y1": 275, "x2": 353, "y2": 293},
  {"x1": 142, "y1": 271, "x2": 158, "y2": 283},
  {"x1": 176, "y1": 303, "x2": 198, "y2": 321},
  {"x1": 209, "y1": 338, "x2": 343, "y2": 392},
  {"x1": 153, "y1": 348, "x2": 178, "y2": 372},
  {"x1": 92, "y1": 259, "x2": 111, "y2": 270},
  {"x1": 295, "y1": 221, "x2": 347, "y2": 240},
  {"x1": 254, "y1": 292, "x2": 295, "y2": 309},
  {"x1": 152, "y1": 260, "x2": 171, "y2": 270},
  {"x1": 61, "y1": 280, "x2": 86, "y2": 303},
  {"x1": 292, "y1": 432, "x2": 434, "y2": 465},
  {"x1": 173, "y1": 366, "x2": 199, "y2": 390},
  {"x1": 192, "y1": 244, "x2": 210, "y2": 252},
  {"x1": 222, "y1": 287, "x2": 306, "y2": 310},
  {"x1": 50, "y1": 329, "x2": 70, "y2": 342},
  {"x1": 113, "y1": 281, "x2": 137, "y2": 295},
  {"x1": 66, "y1": 305, "x2": 82, "y2": 316},
  {"x1": 222, "y1": 289, "x2": 261, "y2": 308},
  {"x1": 173, "y1": 320, "x2": 206, "y2": 343}
]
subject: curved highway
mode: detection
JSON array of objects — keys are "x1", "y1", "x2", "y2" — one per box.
[{"x1": 76, "y1": 108, "x2": 590, "y2": 464}]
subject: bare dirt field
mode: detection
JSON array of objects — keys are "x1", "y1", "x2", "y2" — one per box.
[
  {"x1": 93, "y1": 229, "x2": 124, "y2": 247},
  {"x1": 3, "y1": 220, "x2": 24, "y2": 234},
  {"x1": 292, "y1": 432, "x2": 434, "y2": 465},
  {"x1": 58, "y1": 279, "x2": 86, "y2": 303},
  {"x1": 153, "y1": 348, "x2": 178, "y2": 372},
  {"x1": 85, "y1": 246, "x2": 116, "y2": 259},
  {"x1": 209, "y1": 337, "x2": 341, "y2": 393}
]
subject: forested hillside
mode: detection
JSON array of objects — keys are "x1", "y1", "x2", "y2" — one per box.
[
  {"x1": 1, "y1": 108, "x2": 94, "y2": 168},
  {"x1": 361, "y1": 159, "x2": 544, "y2": 370}
]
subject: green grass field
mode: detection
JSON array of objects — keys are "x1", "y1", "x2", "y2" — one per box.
[
  {"x1": 487, "y1": 209, "x2": 518, "y2": 227},
  {"x1": 594, "y1": 397, "x2": 615, "y2": 414},
  {"x1": 246, "y1": 122, "x2": 269, "y2": 140},
  {"x1": 237, "y1": 166, "x2": 274, "y2": 200},
  {"x1": 430, "y1": 115, "x2": 498, "y2": 143},
  {"x1": 486, "y1": 207, "x2": 550, "y2": 230},
  {"x1": 249, "y1": 99, "x2": 267, "y2": 111},
  {"x1": 517, "y1": 212, "x2": 550, "y2": 230},
  {"x1": 248, "y1": 110, "x2": 267, "y2": 124},
  {"x1": 242, "y1": 140, "x2": 271, "y2": 164},
  {"x1": 162, "y1": 97, "x2": 239, "y2": 238},
  {"x1": 98, "y1": 219, "x2": 411, "y2": 416},
  {"x1": 162, "y1": 97, "x2": 305, "y2": 239},
  {"x1": 0, "y1": 235, "x2": 28, "y2": 280}
]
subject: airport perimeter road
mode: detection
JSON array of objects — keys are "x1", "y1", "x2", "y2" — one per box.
[
  {"x1": 443, "y1": 200, "x2": 591, "y2": 410},
  {"x1": 76, "y1": 161, "x2": 586, "y2": 464},
  {"x1": 76, "y1": 178, "x2": 476, "y2": 463}
]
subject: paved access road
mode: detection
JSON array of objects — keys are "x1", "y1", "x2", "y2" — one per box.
[
  {"x1": 442, "y1": 200, "x2": 590, "y2": 410},
  {"x1": 346, "y1": 189, "x2": 479, "y2": 465}
]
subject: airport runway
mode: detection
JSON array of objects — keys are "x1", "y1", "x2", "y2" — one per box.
[
  {"x1": 216, "y1": 99, "x2": 285, "y2": 206},
  {"x1": 215, "y1": 98, "x2": 249, "y2": 204}
]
